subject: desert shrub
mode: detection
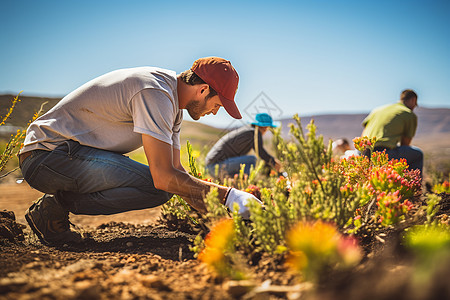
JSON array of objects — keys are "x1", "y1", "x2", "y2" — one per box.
[
  {"x1": 433, "y1": 180, "x2": 450, "y2": 194},
  {"x1": 403, "y1": 223, "x2": 450, "y2": 284},
  {"x1": 159, "y1": 141, "x2": 205, "y2": 229},
  {"x1": 0, "y1": 93, "x2": 44, "y2": 178},
  {"x1": 404, "y1": 223, "x2": 450, "y2": 257},
  {"x1": 0, "y1": 94, "x2": 25, "y2": 175}
]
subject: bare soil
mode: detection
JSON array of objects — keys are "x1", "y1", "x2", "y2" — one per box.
[
  {"x1": 1, "y1": 183, "x2": 449, "y2": 300},
  {"x1": 0, "y1": 183, "x2": 296, "y2": 300}
]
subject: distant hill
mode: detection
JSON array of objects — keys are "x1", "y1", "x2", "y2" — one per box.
[
  {"x1": 0, "y1": 94, "x2": 61, "y2": 127},
  {"x1": 180, "y1": 121, "x2": 228, "y2": 152}
]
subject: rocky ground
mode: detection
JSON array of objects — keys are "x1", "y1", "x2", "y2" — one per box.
[
  {"x1": 0, "y1": 212, "x2": 301, "y2": 300},
  {"x1": 0, "y1": 183, "x2": 449, "y2": 300}
]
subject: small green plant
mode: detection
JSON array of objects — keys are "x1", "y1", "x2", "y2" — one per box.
[
  {"x1": 404, "y1": 223, "x2": 450, "y2": 256},
  {"x1": 221, "y1": 160, "x2": 268, "y2": 191},
  {"x1": 159, "y1": 141, "x2": 205, "y2": 228},
  {"x1": 403, "y1": 223, "x2": 450, "y2": 284},
  {"x1": 1, "y1": 93, "x2": 25, "y2": 175},
  {"x1": 0, "y1": 93, "x2": 45, "y2": 178},
  {"x1": 424, "y1": 193, "x2": 441, "y2": 225},
  {"x1": 433, "y1": 180, "x2": 450, "y2": 194}
]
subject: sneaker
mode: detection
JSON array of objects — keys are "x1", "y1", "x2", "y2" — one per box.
[{"x1": 25, "y1": 194, "x2": 84, "y2": 245}]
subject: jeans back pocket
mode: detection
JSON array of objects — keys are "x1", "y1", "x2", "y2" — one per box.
[{"x1": 27, "y1": 164, "x2": 78, "y2": 194}]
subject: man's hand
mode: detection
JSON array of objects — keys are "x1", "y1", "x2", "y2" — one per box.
[
  {"x1": 224, "y1": 188, "x2": 263, "y2": 219},
  {"x1": 274, "y1": 160, "x2": 282, "y2": 172}
]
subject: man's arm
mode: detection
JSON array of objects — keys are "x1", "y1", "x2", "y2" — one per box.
[
  {"x1": 172, "y1": 147, "x2": 186, "y2": 172},
  {"x1": 255, "y1": 131, "x2": 281, "y2": 172},
  {"x1": 142, "y1": 134, "x2": 229, "y2": 213}
]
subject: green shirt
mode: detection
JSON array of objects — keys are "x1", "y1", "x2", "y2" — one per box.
[{"x1": 362, "y1": 102, "x2": 417, "y2": 149}]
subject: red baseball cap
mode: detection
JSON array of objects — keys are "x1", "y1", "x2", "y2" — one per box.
[{"x1": 191, "y1": 57, "x2": 242, "y2": 119}]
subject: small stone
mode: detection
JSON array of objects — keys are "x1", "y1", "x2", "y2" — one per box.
[
  {"x1": 126, "y1": 242, "x2": 133, "y2": 247},
  {"x1": 140, "y1": 275, "x2": 172, "y2": 291},
  {"x1": 74, "y1": 280, "x2": 101, "y2": 299},
  {"x1": 224, "y1": 280, "x2": 255, "y2": 298},
  {"x1": 0, "y1": 277, "x2": 28, "y2": 293},
  {"x1": 24, "y1": 261, "x2": 42, "y2": 269}
]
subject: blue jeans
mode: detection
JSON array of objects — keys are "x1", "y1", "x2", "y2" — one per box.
[
  {"x1": 20, "y1": 140, "x2": 172, "y2": 215},
  {"x1": 206, "y1": 155, "x2": 257, "y2": 178},
  {"x1": 382, "y1": 145, "x2": 424, "y2": 174}
]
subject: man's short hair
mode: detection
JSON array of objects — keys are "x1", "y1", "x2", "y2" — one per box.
[
  {"x1": 400, "y1": 89, "x2": 418, "y2": 102},
  {"x1": 179, "y1": 69, "x2": 218, "y2": 99}
]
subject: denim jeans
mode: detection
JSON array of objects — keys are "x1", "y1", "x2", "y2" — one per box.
[
  {"x1": 206, "y1": 155, "x2": 257, "y2": 178},
  {"x1": 20, "y1": 140, "x2": 172, "y2": 215},
  {"x1": 383, "y1": 145, "x2": 424, "y2": 174}
]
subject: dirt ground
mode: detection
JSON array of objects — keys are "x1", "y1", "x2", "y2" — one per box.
[
  {"x1": 1, "y1": 182, "x2": 449, "y2": 300},
  {"x1": 0, "y1": 183, "x2": 299, "y2": 300},
  {"x1": 0, "y1": 182, "x2": 162, "y2": 228}
]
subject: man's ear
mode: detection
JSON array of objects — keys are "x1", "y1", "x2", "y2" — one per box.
[{"x1": 197, "y1": 84, "x2": 210, "y2": 96}]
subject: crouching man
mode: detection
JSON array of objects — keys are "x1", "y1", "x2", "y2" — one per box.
[{"x1": 19, "y1": 57, "x2": 261, "y2": 245}]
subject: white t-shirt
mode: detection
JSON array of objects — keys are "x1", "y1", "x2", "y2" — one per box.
[{"x1": 21, "y1": 67, "x2": 183, "y2": 154}]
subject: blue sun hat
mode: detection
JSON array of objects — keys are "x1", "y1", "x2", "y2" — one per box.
[{"x1": 251, "y1": 113, "x2": 277, "y2": 128}]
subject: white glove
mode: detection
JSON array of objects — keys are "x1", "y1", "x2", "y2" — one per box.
[{"x1": 224, "y1": 188, "x2": 263, "y2": 219}]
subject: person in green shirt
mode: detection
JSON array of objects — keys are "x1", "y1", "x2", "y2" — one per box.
[{"x1": 362, "y1": 89, "x2": 423, "y2": 174}]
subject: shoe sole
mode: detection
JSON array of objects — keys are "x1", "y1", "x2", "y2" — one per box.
[{"x1": 25, "y1": 204, "x2": 50, "y2": 246}]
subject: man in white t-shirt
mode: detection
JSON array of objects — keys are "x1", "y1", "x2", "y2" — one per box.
[{"x1": 19, "y1": 57, "x2": 261, "y2": 245}]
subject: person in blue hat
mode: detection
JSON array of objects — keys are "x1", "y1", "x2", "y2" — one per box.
[{"x1": 205, "y1": 113, "x2": 282, "y2": 178}]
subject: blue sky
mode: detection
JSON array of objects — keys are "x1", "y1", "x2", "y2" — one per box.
[{"x1": 1, "y1": 0, "x2": 449, "y2": 128}]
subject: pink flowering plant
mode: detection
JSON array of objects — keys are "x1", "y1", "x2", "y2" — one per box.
[
  {"x1": 369, "y1": 161, "x2": 422, "y2": 197},
  {"x1": 353, "y1": 136, "x2": 377, "y2": 152},
  {"x1": 326, "y1": 139, "x2": 422, "y2": 230},
  {"x1": 375, "y1": 191, "x2": 414, "y2": 226}
]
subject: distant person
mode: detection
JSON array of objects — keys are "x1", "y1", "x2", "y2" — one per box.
[
  {"x1": 332, "y1": 138, "x2": 360, "y2": 159},
  {"x1": 205, "y1": 113, "x2": 281, "y2": 179},
  {"x1": 362, "y1": 89, "x2": 423, "y2": 174},
  {"x1": 19, "y1": 57, "x2": 262, "y2": 245},
  {"x1": 332, "y1": 138, "x2": 351, "y2": 157}
]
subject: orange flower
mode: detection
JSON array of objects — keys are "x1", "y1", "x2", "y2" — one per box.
[
  {"x1": 285, "y1": 220, "x2": 362, "y2": 280},
  {"x1": 304, "y1": 186, "x2": 313, "y2": 195},
  {"x1": 198, "y1": 219, "x2": 235, "y2": 266}
]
